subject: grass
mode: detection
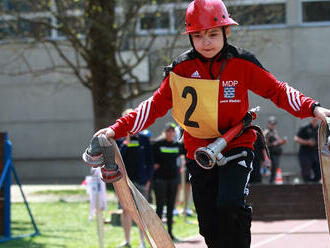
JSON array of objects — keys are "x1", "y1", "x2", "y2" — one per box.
[
  {"x1": 3, "y1": 191, "x2": 199, "y2": 248},
  {"x1": 31, "y1": 189, "x2": 87, "y2": 196}
]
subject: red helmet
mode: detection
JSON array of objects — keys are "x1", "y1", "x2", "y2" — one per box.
[{"x1": 184, "y1": 0, "x2": 238, "y2": 34}]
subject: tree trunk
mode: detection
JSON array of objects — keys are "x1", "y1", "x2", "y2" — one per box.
[
  {"x1": 92, "y1": 79, "x2": 126, "y2": 132},
  {"x1": 87, "y1": 0, "x2": 126, "y2": 132}
]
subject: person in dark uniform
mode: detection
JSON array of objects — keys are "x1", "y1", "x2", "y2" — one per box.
[
  {"x1": 264, "y1": 116, "x2": 287, "y2": 184},
  {"x1": 249, "y1": 132, "x2": 271, "y2": 184},
  {"x1": 152, "y1": 122, "x2": 185, "y2": 240},
  {"x1": 116, "y1": 110, "x2": 153, "y2": 248},
  {"x1": 294, "y1": 118, "x2": 321, "y2": 183}
]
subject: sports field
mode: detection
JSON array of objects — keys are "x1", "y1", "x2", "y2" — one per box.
[{"x1": 5, "y1": 185, "x2": 329, "y2": 248}]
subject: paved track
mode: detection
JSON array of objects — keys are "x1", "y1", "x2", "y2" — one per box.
[{"x1": 176, "y1": 219, "x2": 329, "y2": 248}]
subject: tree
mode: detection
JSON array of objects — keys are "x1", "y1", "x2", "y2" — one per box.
[
  {"x1": 0, "y1": 0, "x2": 285, "y2": 131},
  {"x1": 0, "y1": 0, "x2": 183, "y2": 130}
]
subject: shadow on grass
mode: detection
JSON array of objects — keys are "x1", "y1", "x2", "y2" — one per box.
[
  {"x1": 2, "y1": 232, "x2": 77, "y2": 248},
  {"x1": 1, "y1": 238, "x2": 66, "y2": 248},
  {"x1": 11, "y1": 221, "x2": 42, "y2": 234}
]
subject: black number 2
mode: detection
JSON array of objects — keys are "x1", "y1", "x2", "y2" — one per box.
[{"x1": 182, "y1": 86, "x2": 199, "y2": 128}]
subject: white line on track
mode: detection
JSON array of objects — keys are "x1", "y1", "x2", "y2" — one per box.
[{"x1": 251, "y1": 220, "x2": 318, "y2": 248}]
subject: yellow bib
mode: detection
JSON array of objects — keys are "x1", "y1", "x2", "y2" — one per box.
[{"x1": 169, "y1": 72, "x2": 221, "y2": 139}]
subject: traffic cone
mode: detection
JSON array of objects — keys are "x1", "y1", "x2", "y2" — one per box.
[{"x1": 275, "y1": 168, "x2": 283, "y2": 184}]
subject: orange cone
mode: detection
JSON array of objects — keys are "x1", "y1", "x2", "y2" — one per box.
[{"x1": 275, "y1": 168, "x2": 283, "y2": 184}]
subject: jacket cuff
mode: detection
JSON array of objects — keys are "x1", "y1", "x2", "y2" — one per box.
[
  {"x1": 311, "y1": 102, "x2": 321, "y2": 117},
  {"x1": 109, "y1": 122, "x2": 127, "y2": 139}
]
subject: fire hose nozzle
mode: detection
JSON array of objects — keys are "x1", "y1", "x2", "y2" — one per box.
[
  {"x1": 194, "y1": 137, "x2": 227, "y2": 169},
  {"x1": 193, "y1": 106, "x2": 259, "y2": 170}
]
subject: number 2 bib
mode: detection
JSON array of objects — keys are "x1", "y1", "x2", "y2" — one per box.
[{"x1": 169, "y1": 72, "x2": 222, "y2": 139}]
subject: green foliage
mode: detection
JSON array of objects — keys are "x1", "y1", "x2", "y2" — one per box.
[{"x1": 31, "y1": 189, "x2": 87, "y2": 196}]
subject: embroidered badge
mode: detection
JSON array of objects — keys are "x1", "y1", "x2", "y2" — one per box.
[{"x1": 224, "y1": 86, "x2": 235, "y2": 99}]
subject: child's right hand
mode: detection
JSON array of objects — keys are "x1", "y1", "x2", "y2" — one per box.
[
  {"x1": 93, "y1": 127, "x2": 115, "y2": 139},
  {"x1": 313, "y1": 106, "x2": 330, "y2": 123}
]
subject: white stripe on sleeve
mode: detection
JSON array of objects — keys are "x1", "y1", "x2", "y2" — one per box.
[
  {"x1": 130, "y1": 97, "x2": 153, "y2": 134},
  {"x1": 131, "y1": 102, "x2": 144, "y2": 133},
  {"x1": 286, "y1": 86, "x2": 298, "y2": 111},
  {"x1": 294, "y1": 89, "x2": 302, "y2": 107},
  {"x1": 290, "y1": 88, "x2": 301, "y2": 111},
  {"x1": 137, "y1": 99, "x2": 152, "y2": 133}
]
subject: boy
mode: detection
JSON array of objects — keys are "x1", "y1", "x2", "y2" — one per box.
[{"x1": 92, "y1": 0, "x2": 330, "y2": 247}]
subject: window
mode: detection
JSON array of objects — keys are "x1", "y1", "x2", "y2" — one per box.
[
  {"x1": 0, "y1": 18, "x2": 51, "y2": 40},
  {"x1": 150, "y1": 0, "x2": 178, "y2": 3},
  {"x1": 2, "y1": 0, "x2": 51, "y2": 13},
  {"x1": 302, "y1": 0, "x2": 330, "y2": 23},
  {"x1": 136, "y1": 1, "x2": 189, "y2": 35},
  {"x1": 140, "y1": 12, "x2": 169, "y2": 31},
  {"x1": 55, "y1": 0, "x2": 85, "y2": 11},
  {"x1": 136, "y1": 1, "x2": 286, "y2": 35},
  {"x1": 228, "y1": 3, "x2": 286, "y2": 26},
  {"x1": 0, "y1": 0, "x2": 85, "y2": 41},
  {"x1": 57, "y1": 16, "x2": 86, "y2": 38},
  {"x1": 174, "y1": 9, "x2": 185, "y2": 31}
]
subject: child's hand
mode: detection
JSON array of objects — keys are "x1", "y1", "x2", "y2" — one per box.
[
  {"x1": 313, "y1": 106, "x2": 330, "y2": 123},
  {"x1": 93, "y1": 127, "x2": 115, "y2": 139}
]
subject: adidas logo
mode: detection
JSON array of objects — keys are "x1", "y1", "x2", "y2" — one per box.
[
  {"x1": 191, "y1": 70, "x2": 201, "y2": 78},
  {"x1": 238, "y1": 160, "x2": 247, "y2": 168}
]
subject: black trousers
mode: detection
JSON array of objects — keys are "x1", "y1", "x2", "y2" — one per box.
[
  {"x1": 298, "y1": 151, "x2": 321, "y2": 182},
  {"x1": 186, "y1": 147, "x2": 254, "y2": 248},
  {"x1": 153, "y1": 178, "x2": 179, "y2": 237},
  {"x1": 269, "y1": 153, "x2": 281, "y2": 183}
]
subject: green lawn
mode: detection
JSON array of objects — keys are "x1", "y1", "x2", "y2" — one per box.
[
  {"x1": 31, "y1": 189, "x2": 87, "y2": 196},
  {"x1": 4, "y1": 192, "x2": 199, "y2": 248}
]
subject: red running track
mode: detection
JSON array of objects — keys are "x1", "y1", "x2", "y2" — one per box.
[{"x1": 176, "y1": 219, "x2": 329, "y2": 248}]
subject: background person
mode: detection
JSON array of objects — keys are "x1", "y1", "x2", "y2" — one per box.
[
  {"x1": 264, "y1": 116, "x2": 287, "y2": 184},
  {"x1": 174, "y1": 152, "x2": 193, "y2": 217},
  {"x1": 152, "y1": 123, "x2": 185, "y2": 240},
  {"x1": 294, "y1": 118, "x2": 321, "y2": 183},
  {"x1": 116, "y1": 110, "x2": 153, "y2": 248},
  {"x1": 249, "y1": 132, "x2": 271, "y2": 184},
  {"x1": 87, "y1": 167, "x2": 107, "y2": 222}
]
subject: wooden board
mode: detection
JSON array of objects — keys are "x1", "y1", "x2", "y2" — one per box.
[
  {"x1": 109, "y1": 138, "x2": 175, "y2": 248},
  {"x1": 318, "y1": 117, "x2": 330, "y2": 233}
]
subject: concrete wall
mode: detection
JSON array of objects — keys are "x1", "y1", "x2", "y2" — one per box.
[{"x1": 1, "y1": 0, "x2": 330, "y2": 183}]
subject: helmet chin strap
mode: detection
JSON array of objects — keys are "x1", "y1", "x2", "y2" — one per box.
[
  {"x1": 222, "y1": 26, "x2": 228, "y2": 46},
  {"x1": 189, "y1": 27, "x2": 228, "y2": 60}
]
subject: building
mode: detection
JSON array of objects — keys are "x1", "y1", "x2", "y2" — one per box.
[{"x1": 0, "y1": 0, "x2": 329, "y2": 183}]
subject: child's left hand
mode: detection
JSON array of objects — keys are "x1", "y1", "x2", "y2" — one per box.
[{"x1": 313, "y1": 106, "x2": 330, "y2": 123}]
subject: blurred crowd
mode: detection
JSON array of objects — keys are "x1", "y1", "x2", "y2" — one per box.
[{"x1": 249, "y1": 116, "x2": 321, "y2": 185}]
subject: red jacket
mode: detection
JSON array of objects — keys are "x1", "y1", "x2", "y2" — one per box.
[{"x1": 111, "y1": 45, "x2": 317, "y2": 159}]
